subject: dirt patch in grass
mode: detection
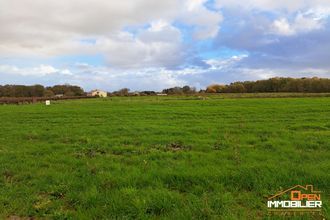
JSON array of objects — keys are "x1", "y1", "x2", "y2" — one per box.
[
  {"x1": 3, "y1": 170, "x2": 15, "y2": 183},
  {"x1": 213, "y1": 141, "x2": 230, "y2": 151},
  {"x1": 154, "y1": 142, "x2": 192, "y2": 152},
  {"x1": 74, "y1": 147, "x2": 107, "y2": 158},
  {"x1": 6, "y1": 216, "x2": 35, "y2": 220},
  {"x1": 289, "y1": 124, "x2": 328, "y2": 131}
]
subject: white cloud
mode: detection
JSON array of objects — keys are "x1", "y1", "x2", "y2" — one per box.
[
  {"x1": 182, "y1": 0, "x2": 223, "y2": 39},
  {"x1": 271, "y1": 12, "x2": 324, "y2": 36},
  {"x1": 205, "y1": 55, "x2": 248, "y2": 70},
  {"x1": 0, "y1": 0, "x2": 184, "y2": 57},
  {"x1": 216, "y1": 0, "x2": 330, "y2": 12},
  {"x1": 0, "y1": 0, "x2": 222, "y2": 69},
  {"x1": 0, "y1": 64, "x2": 72, "y2": 76},
  {"x1": 95, "y1": 25, "x2": 184, "y2": 69},
  {"x1": 215, "y1": 0, "x2": 330, "y2": 37},
  {"x1": 271, "y1": 18, "x2": 295, "y2": 36},
  {"x1": 1, "y1": 0, "x2": 329, "y2": 87}
]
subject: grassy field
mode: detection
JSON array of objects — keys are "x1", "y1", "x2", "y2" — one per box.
[{"x1": 0, "y1": 96, "x2": 329, "y2": 219}]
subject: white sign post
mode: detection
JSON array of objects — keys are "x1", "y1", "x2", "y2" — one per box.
[{"x1": 45, "y1": 100, "x2": 51, "y2": 106}]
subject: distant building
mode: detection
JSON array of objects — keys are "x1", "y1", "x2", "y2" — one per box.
[
  {"x1": 87, "y1": 89, "x2": 107, "y2": 98},
  {"x1": 157, "y1": 93, "x2": 168, "y2": 96},
  {"x1": 55, "y1": 94, "x2": 64, "y2": 98}
]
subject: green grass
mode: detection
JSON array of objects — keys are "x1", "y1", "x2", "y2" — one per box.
[{"x1": 0, "y1": 96, "x2": 329, "y2": 219}]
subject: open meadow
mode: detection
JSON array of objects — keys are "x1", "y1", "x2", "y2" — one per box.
[{"x1": 0, "y1": 95, "x2": 329, "y2": 219}]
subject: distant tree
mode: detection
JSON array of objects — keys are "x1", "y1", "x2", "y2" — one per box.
[
  {"x1": 48, "y1": 85, "x2": 84, "y2": 96},
  {"x1": 112, "y1": 88, "x2": 130, "y2": 96},
  {"x1": 206, "y1": 77, "x2": 330, "y2": 93},
  {"x1": 162, "y1": 86, "x2": 196, "y2": 95},
  {"x1": 140, "y1": 91, "x2": 156, "y2": 96},
  {"x1": 206, "y1": 84, "x2": 226, "y2": 93},
  {"x1": 44, "y1": 89, "x2": 55, "y2": 97},
  {"x1": 227, "y1": 83, "x2": 246, "y2": 93},
  {"x1": 162, "y1": 87, "x2": 180, "y2": 95},
  {"x1": 69, "y1": 86, "x2": 85, "y2": 96},
  {"x1": 64, "y1": 91, "x2": 75, "y2": 97},
  {"x1": 182, "y1": 85, "x2": 196, "y2": 94},
  {"x1": 31, "y1": 85, "x2": 45, "y2": 97},
  {"x1": 0, "y1": 84, "x2": 85, "y2": 98}
]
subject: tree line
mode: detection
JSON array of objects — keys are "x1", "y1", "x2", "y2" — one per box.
[
  {"x1": 162, "y1": 86, "x2": 197, "y2": 95},
  {"x1": 0, "y1": 84, "x2": 84, "y2": 97},
  {"x1": 206, "y1": 77, "x2": 330, "y2": 93},
  {"x1": 109, "y1": 86, "x2": 197, "y2": 96},
  {"x1": 0, "y1": 77, "x2": 329, "y2": 97}
]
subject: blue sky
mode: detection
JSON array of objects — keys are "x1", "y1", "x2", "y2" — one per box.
[{"x1": 0, "y1": 0, "x2": 329, "y2": 91}]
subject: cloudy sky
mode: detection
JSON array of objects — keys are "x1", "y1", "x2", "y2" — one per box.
[{"x1": 1, "y1": 0, "x2": 330, "y2": 91}]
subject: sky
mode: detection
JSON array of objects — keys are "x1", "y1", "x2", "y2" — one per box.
[{"x1": 0, "y1": 0, "x2": 330, "y2": 91}]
